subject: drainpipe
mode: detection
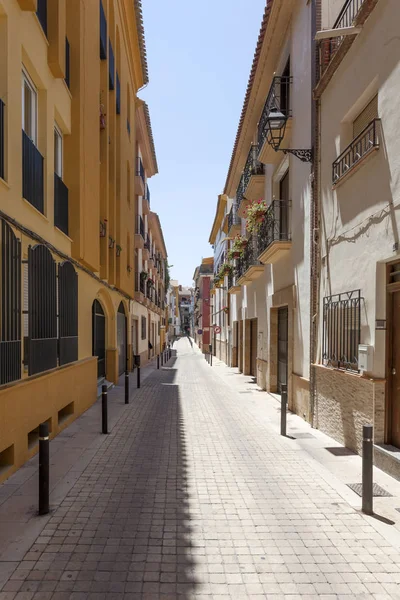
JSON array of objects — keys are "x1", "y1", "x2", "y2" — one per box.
[{"x1": 309, "y1": 0, "x2": 321, "y2": 427}]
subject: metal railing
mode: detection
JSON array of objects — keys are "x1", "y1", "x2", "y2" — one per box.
[
  {"x1": 258, "y1": 76, "x2": 292, "y2": 155},
  {"x1": 135, "y1": 273, "x2": 146, "y2": 295},
  {"x1": 242, "y1": 144, "x2": 264, "y2": 193},
  {"x1": 144, "y1": 234, "x2": 151, "y2": 251},
  {"x1": 332, "y1": 119, "x2": 380, "y2": 183},
  {"x1": 256, "y1": 199, "x2": 290, "y2": 256},
  {"x1": 22, "y1": 131, "x2": 44, "y2": 214},
  {"x1": 236, "y1": 178, "x2": 245, "y2": 208},
  {"x1": 236, "y1": 237, "x2": 261, "y2": 281},
  {"x1": 0, "y1": 99, "x2": 4, "y2": 180},
  {"x1": 228, "y1": 204, "x2": 240, "y2": 232},
  {"x1": 36, "y1": 0, "x2": 47, "y2": 35},
  {"x1": 319, "y1": 0, "x2": 366, "y2": 77},
  {"x1": 136, "y1": 214, "x2": 145, "y2": 238},
  {"x1": 145, "y1": 184, "x2": 150, "y2": 206},
  {"x1": 322, "y1": 289, "x2": 362, "y2": 372},
  {"x1": 54, "y1": 173, "x2": 69, "y2": 236},
  {"x1": 136, "y1": 156, "x2": 145, "y2": 186}
]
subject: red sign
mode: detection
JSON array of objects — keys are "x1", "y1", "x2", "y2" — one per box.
[{"x1": 214, "y1": 326, "x2": 221, "y2": 334}]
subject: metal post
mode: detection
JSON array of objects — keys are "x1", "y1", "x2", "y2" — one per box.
[
  {"x1": 161, "y1": 352, "x2": 164, "y2": 366},
  {"x1": 362, "y1": 424, "x2": 373, "y2": 515},
  {"x1": 280, "y1": 384, "x2": 287, "y2": 437},
  {"x1": 102, "y1": 384, "x2": 108, "y2": 434},
  {"x1": 125, "y1": 370, "x2": 129, "y2": 404},
  {"x1": 209, "y1": 344, "x2": 213, "y2": 367},
  {"x1": 157, "y1": 355, "x2": 160, "y2": 369},
  {"x1": 137, "y1": 365, "x2": 141, "y2": 389},
  {"x1": 38, "y1": 422, "x2": 49, "y2": 515}
]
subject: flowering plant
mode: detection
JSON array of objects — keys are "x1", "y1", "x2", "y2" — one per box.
[
  {"x1": 219, "y1": 263, "x2": 233, "y2": 277},
  {"x1": 228, "y1": 235, "x2": 248, "y2": 260},
  {"x1": 147, "y1": 277, "x2": 155, "y2": 287},
  {"x1": 246, "y1": 199, "x2": 267, "y2": 233}
]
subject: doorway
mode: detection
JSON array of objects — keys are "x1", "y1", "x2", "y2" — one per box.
[
  {"x1": 238, "y1": 320, "x2": 243, "y2": 372},
  {"x1": 250, "y1": 319, "x2": 258, "y2": 377},
  {"x1": 117, "y1": 302, "x2": 127, "y2": 376},
  {"x1": 92, "y1": 300, "x2": 106, "y2": 379},
  {"x1": 277, "y1": 307, "x2": 288, "y2": 393},
  {"x1": 132, "y1": 319, "x2": 138, "y2": 358},
  {"x1": 390, "y1": 290, "x2": 400, "y2": 447}
]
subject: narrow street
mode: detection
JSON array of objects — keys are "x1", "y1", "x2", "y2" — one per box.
[{"x1": 1, "y1": 337, "x2": 400, "y2": 599}]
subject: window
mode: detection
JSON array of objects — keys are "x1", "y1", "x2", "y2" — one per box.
[
  {"x1": 141, "y1": 316, "x2": 146, "y2": 340},
  {"x1": 54, "y1": 125, "x2": 63, "y2": 177},
  {"x1": 353, "y1": 95, "x2": 378, "y2": 138},
  {"x1": 100, "y1": 1, "x2": 107, "y2": 60},
  {"x1": 322, "y1": 289, "x2": 362, "y2": 372},
  {"x1": 22, "y1": 71, "x2": 37, "y2": 144}
]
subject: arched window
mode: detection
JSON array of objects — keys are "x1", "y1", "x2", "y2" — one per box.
[{"x1": 58, "y1": 261, "x2": 78, "y2": 365}]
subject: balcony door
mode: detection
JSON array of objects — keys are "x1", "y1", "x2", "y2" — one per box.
[{"x1": 279, "y1": 171, "x2": 289, "y2": 240}]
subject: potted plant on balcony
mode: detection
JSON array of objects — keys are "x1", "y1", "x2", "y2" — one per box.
[
  {"x1": 219, "y1": 263, "x2": 233, "y2": 278},
  {"x1": 140, "y1": 271, "x2": 148, "y2": 282},
  {"x1": 246, "y1": 199, "x2": 267, "y2": 233},
  {"x1": 147, "y1": 277, "x2": 155, "y2": 287}
]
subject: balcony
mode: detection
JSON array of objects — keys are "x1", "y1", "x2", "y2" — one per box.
[
  {"x1": 135, "y1": 156, "x2": 145, "y2": 195},
  {"x1": 227, "y1": 271, "x2": 241, "y2": 295},
  {"x1": 256, "y1": 200, "x2": 291, "y2": 265},
  {"x1": 135, "y1": 215, "x2": 145, "y2": 248},
  {"x1": 236, "y1": 238, "x2": 264, "y2": 286},
  {"x1": 318, "y1": 0, "x2": 369, "y2": 82},
  {"x1": 142, "y1": 183, "x2": 150, "y2": 214},
  {"x1": 236, "y1": 178, "x2": 249, "y2": 219},
  {"x1": 258, "y1": 76, "x2": 292, "y2": 165},
  {"x1": 22, "y1": 131, "x2": 44, "y2": 214},
  {"x1": 332, "y1": 119, "x2": 380, "y2": 185},
  {"x1": 143, "y1": 234, "x2": 151, "y2": 259},
  {"x1": 0, "y1": 99, "x2": 4, "y2": 180},
  {"x1": 227, "y1": 204, "x2": 241, "y2": 237},
  {"x1": 135, "y1": 273, "x2": 146, "y2": 299},
  {"x1": 54, "y1": 173, "x2": 69, "y2": 236},
  {"x1": 242, "y1": 145, "x2": 265, "y2": 201}
]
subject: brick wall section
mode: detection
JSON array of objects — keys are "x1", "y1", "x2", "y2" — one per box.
[{"x1": 315, "y1": 365, "x2": 385, "y2": 454}]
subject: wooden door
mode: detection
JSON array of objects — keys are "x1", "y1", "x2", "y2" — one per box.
[
  {"x1": 238, "y1": 320, "x2": 243, "y2": 372},
  {"x1": 390, "y1": 291, "x2": 400, "y2": 447},
  {"x1": 277, "y1": 307, "x2": 288, "y2": 394},
  {"x1": 250, "y1": 319, "x2": 258, "y2": 377}
]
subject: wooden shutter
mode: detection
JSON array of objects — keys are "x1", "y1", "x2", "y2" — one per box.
[{"x1": 353, "y1": 95, "x2": 378, "y2": 138}]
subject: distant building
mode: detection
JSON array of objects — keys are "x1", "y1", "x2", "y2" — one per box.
[{"x1": 193, "y1": 258, "x2": 214, "y2": 352}]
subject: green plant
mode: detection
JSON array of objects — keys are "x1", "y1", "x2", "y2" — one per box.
[
  {"x1": 140, "y1": 271, "x2": 148, "y2": 281},
  {"x1": 246, "y1": 199, "x2": 267, "y2": 233}
]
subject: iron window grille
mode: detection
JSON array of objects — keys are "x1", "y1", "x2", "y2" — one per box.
[
  {"x1": 258, "y1": 75, "x2": 292, "y2": 156},
  {"x1": 100, "y1": 1, "x2": 107, "y2": 59},
  {"x1": 22, "y1": 130, "x2": 44, "y2": 214},
  {"x1": 0, "y1": 99, "x2": 4, "y2": 180},
  {"x1": 108, "y1": 40, "x2": 115, "y2": 90},
  {"x1": 322, "y1": 289, "x2": 362, "y2": 372},
  {"x1": 36, "y1": 0, "x2": 47, "y2": 36},
  {"x1": 0, "y1": 219, "x2": 22, "y2": 385},
  {"x1": 144, "y1": 235, "x2": 151, "y2": 252},
  {"x1": 54, "y1": 173, "x2": 69, "y2": 236},
  {"x1": 236, "y1": 236, "x2": 261, "y2": 281},
  {"x1": 65, "y1": 38, "x2": 70, "y2": 89},
  {"x1": 141, "y1": 316, "x2": 146, "y2": 340},
  {"x1": 332, "y1": 119, "x2": 380, "y2": 184},
  {"x1": 58, "y1": 261, "x2": 78, "y2": 366},
  {"x1": 242, "y1": 144, "x2": 264, "y2": 193},
  {"x1": 319, "y1": 0, "x2": 366, "y2": 78},
  {"x1": 256, "y1": 199, "x2": 290, "y2": 255}
]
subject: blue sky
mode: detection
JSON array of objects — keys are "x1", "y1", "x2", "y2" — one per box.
[{"x1": 140, "y1": 0, "x2": 266, "y2": 286}]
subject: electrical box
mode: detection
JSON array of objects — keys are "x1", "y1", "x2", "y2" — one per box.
[{"x1": 358, "y1": 345, "x2": 373, "y2": 372}]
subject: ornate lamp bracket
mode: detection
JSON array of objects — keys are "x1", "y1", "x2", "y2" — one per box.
[{"x1": 280, "y1": 148, "x2": 313, "y2": 163}]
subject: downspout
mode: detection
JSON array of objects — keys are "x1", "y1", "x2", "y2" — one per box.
[{"x1": 309, "y1": 0, "x2": 321, "y2": 427}]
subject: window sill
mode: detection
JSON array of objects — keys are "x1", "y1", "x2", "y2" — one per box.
[
  {"x1": 22, "y1": 197, "x2": 48, "y2": 222},
  {"x1": 332, "y1": 146, "x2": 379, "y2": 190},
  {"x1": 314, "y1": 363, "x2": 385, "y2": 383},
  {"x1": 0, "y1": 177, "x2": 10, "y2": 191},
  {"x1": 54, "y1": 226, "x2": 73, "y2": 243}
]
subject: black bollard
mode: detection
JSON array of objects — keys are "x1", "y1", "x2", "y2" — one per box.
[
  {"x1": 102, "y1": 384, "x2": 108, "y2": 434},
  {"x1": 280, "y1": 384, "x2": 287, "y2": 437},
  {"x1": 125, "y1": 370, "x2": 129, "y2": 404},
  {"x1": 137, "y1": 365, "x2": 141, "y2": 389},
  {"x1": 362, "y1": 424, "x2": 373, "y2": 515},
  {"x1": 157, "y1": 355, "x2": 160, "y2": 369},
  {"x1": 161, "y1": 352, "x2": 164, "y2": 367},
  {"x1": 38, "y1": 422, "x2": 50, "y2": 515}
]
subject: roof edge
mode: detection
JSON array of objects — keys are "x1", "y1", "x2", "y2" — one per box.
[{"x1": 133, "y1": 0, "x2": 149, "y2": 87}]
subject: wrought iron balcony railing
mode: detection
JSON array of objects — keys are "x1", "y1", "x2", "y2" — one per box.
[
  {"x1": 242, "y1": 145, "x2": 264, "y2": 193},
  {"x1": 136, "y1": 156, "x2": 145, "y2": 186},
  {"x1": 136, "y1": 215, "x2": 145, "y2": 238},
  {"x1": 332, "y1": 119, "x2": 380, "y2": 184},
  {"x1": 236, "y1": 177, "x2": 245, "y2": 207},
  {"x1": 22, "y1": 131, "x2": 44, "y2": 214},
  {"x1": 0, "y1": 99, "x2": 4, "y2": 180},
  {"x1": 228, "y1": 204, "x2": 240, "y2": 232},
  {"x1": 145, "y1": 184, "x2": 150, "y2": 206},
  {"x1": 319, "y1": 0, "x2": 366, "y2": 78},
  {"x1": 256, "y1": 199, "x2": 290, "y2": 255},
  {"x1": 236, "y1": 237, "x2": 261, "y2": 281},
  {"x1": 54, "y1": 173, "x2": 69, "y2": 236},
  {"x1": 144, "y1": 234, "x2": 151, "y2": 251},
  {"x1": 258, "y1": 76, "x2": 292, "y2": 155}
]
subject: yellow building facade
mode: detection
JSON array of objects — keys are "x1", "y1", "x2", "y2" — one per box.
[{"x1": 0, "y1": 0, "x2": 167, "y2": 482}]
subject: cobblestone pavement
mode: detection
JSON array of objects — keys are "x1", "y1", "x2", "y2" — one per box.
[{"x1": 1, "y1": 337, "x2": 400, "y2": 599}]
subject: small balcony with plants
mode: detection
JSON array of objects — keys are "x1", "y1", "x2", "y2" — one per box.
[
  {"x1": 236, "y1": 236, "x2": 263, "y2": 286},
  {"x1": 143, "y1": 183, "x2": 151, "y2": 214},
  {"x1": 242, "y1": 144, "x2": 265, "y2": 201},
  {"x1": 227, "y1": 236, "x2": 248, "y2": 293},
  {"x1": 143, "y1": 233, "x2": 151, "y2": 259},
  {"x1": 135, "y1": 215, "x2": 145, "y2": 248},
  {"x1": 255, "y1": 199, "x2": 291, "y2": 264},
  {"x1": 257, "y1": 75, "x2": 292, "y2": 165},
  {"x1": 227, "y1": 203, "x2": 241, "y2": 237}
]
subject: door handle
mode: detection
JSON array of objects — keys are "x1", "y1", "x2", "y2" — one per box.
[{"x1": 392, "y1": 368, "x2": 396, "y2": 375}]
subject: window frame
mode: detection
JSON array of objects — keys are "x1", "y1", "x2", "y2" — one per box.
[
  {"x1": 22, "y1": 70, "x2": 38, "y2": 145},
  {"x1": 54, "y1": 124, "x2": 63, "y2": 178}
]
